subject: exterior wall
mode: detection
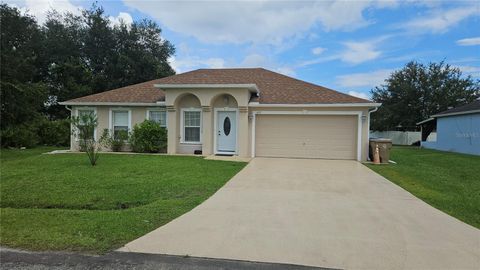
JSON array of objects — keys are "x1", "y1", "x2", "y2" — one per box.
[
  {"x1": 422, "y1": 113, "x2": 480, "y2": 155},
  {"x1": 70, "y1": 98, "x2": 374, "y2": 161},
  {"x1": 70, "y1": 105, "x2": 164, "y2": 151},
  {"x1": 165, "y1": 88, "x2": 250, "y2": 156},
  {"x1": 249, "y1": 106, "x2": 370, "y2": 161}
]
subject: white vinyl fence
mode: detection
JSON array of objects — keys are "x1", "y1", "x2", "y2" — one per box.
[{"x1": 369, "y1": 131, "x2": 422, "y2": 145}]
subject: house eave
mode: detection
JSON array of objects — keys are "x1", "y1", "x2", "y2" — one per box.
[
  {"x1": 416, "y1": 118, "x2": 435, "y2": 125},
  {"x1": 59, "y1": 101, "x2": 166, "y2": 106},
  {"x1": 431, "y1": 109, "x2": 480, "y2": 118},
  {"x1": 248, "y1": 102, "x2": 381, "y2": 108}
]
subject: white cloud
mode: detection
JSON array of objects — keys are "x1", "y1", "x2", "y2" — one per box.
[
  {"x1": 456, "y1": 37, "x2": 480, "y2": 46},
  {"x1": 336, "y1": 69, "x2": 394, "y2": 88},
  {"x1": 123, "y1": 0, "x2": 396, "y2": 45},
  {"x1": 298, "y1": 37, "x2": 385, "y2": 67},
  {"x1": 109, "y1": 12, "x2": 133, "y2": 27},
  {"x1": 311, "y1": 47, "x2": 326, "y2": 55},
  {"x1": 401, "y1": 5, "x2": 479, "y2": 34},
  {"x1": 5, "y1": 0, "x2": 83, "y2": 24},
  {"x1": 347, "y1": 91, "x2": 370, "y2": 100},
  {"x1": 168, "y1": 56, "x2": 225, "y2": 73},
  {"x1": 274, "y1": 67, "x2": 296, "y2": 76},
  {"x1": 240, "y1": 54, "x2": 268, "y2": 67},
  {"x1": 239, "y1": 53, "x2": 296, "y2": 76},
  {"x1": 456, "y1": 65, "x2": 480, "y2": 78},
  {"x1": 6, "y1": 1, "x2": 134, "y2": 27},
  {"x1": 340, "y1": 40, "x2": 382, "y2": 64}
]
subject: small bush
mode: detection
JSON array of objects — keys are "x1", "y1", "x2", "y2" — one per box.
[
  {"x1": 37, "y1": 118, "x2": 70, "y2": 146},
  {"x1": 100, "y1": 129, "x2": 127, "y2": 152},
  {"x1": 129, "y1": 120, "x2": 167, "y2": 153},
  {"x1": 0, "y1": 124, "x2": 38, "y2": 148}
]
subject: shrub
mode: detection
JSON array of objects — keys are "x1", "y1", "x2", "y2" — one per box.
[
  {"x1": 100, "y1": 129, "x2": 128, "y2": 152},
  {"x1": 36, "y1": 118, "x2": 70, "y2": 146},
  {"x1": 71, "y1": 112, "x2": 100, "y2": 166},
  {"x1": 1, "y1": 116, "x2": 70, "y2": 149},
  {"x1": 0, "y1": 124, "x2": 38, "y2": 148},
  {"x1": 129, "y1": 120, "x2": 167, "y2": 153}
]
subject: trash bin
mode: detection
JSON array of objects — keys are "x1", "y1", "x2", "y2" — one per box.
[{"x1": 369, "y1": 138, "x2": 392, "y2": 164}]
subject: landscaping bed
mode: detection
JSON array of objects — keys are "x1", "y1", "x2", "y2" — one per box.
[
  {"x1": 366, "y1": 146, "x2": 480, "y2": 229},
  {"x1": 0, "y1": 147, "x2": 246, "y2": 253}
]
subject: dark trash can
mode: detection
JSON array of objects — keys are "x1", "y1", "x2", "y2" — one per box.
[{"x1": 369, "y1": 138, "x2": 392, "y2": 164}]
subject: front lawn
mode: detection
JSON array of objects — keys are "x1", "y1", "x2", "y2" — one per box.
[
  {"x1": 366, "y1": 146, "x2": 480, "y2": 229},
  {"x1": 0, "y1": 147, "x2": 246, "y2": 253}
]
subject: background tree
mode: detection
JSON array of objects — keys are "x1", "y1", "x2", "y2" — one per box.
[
  {"x1": 0, "y1": 4, "x2": 47, "y2": 130},
  {"x1": 42, "y1": 4, "x2": 175, "y2": 119},
  {"x1": 370, "y1": 61, "x2": 479, "y2": 131},
  {"x1": 0, "y1": 3, "x2": 175, "y2": 147}
]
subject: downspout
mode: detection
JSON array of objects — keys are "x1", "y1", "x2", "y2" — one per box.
[{"x1": 367, "y1": 106, "x2": 379, "y2": 161}]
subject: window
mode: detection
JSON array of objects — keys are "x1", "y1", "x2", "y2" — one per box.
[
  {"x1": 182, "y1": 110, "x2": 201, "y2": 143},
  {"x1": 77, "y1": 109, "x2": 95, "y2": 140},
  {"x1": 112, "y1": 110, "x2": 129, "y2": 139},
  {"x1": 148, "y1": 110, "x2": 167, "y2": 127}
]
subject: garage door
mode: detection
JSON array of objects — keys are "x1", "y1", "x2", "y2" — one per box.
[{"x1": 255, "y1": 114, "x2": 357, "y2": 159}]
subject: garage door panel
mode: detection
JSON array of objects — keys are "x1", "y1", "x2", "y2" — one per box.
[{"x1": 255, "y1": 115, "x2": 357, "y2": 159}]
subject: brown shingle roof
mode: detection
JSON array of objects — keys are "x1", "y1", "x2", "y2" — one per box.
[
  {"x1": 65, "y1": 79, "x2": 166, "y2": 103},
  {"x1": 64, "y1": 68, "x2": 371, "y2": 104}
]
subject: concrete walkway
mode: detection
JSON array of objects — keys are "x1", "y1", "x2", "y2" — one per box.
[{"x1": 119, "y1": 158, "x2": 480, "y2": 270}]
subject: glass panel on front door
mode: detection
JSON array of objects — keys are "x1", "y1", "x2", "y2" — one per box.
[
  {"x1": 217, "y1": 111, "x2": 236, "y2": 153},
  {"x1": 223, "y1": 117, "x2": 231, "y2": 136}
]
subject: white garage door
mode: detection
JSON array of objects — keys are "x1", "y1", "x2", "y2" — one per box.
[{"x1": 255, "y1": 114, "x2": 358, "y2": 160}]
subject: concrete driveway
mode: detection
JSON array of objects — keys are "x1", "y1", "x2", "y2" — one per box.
[{"x1": 119, "y1": 158, "x2": 480, "y2": 270}]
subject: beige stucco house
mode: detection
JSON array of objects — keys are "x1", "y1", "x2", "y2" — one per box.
[{"x1": 60, "y1": 68, "x2": 380, "y2": 161}]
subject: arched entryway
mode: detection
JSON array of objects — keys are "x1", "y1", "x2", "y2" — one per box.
[{"x1": 174, "y1": 93, "x2": 202, "y2": 154}]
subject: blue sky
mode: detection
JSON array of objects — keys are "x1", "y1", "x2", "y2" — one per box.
[{"x1": 6, "y1": 0, "x2": 480, "y2": 99}]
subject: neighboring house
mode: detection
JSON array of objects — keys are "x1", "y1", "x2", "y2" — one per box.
[
  {"x1": 59, "y1": 68, "x2": 380, "y2": 161},
  {"x1": 418, "y1": 100, "x2": 480, "y2": 155}
]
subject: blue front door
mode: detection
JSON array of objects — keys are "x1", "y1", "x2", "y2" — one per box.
[{"x1": 217, "y1": 111, "x2": 236, "y2": 153}]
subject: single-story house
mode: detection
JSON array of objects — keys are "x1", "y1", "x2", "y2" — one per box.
[
  {"x1": 418, "y1": 100, "x2": 480, "y2": 155},
  {"x1": 59, "y1": 68, "x2": 381, "y2": 161}
]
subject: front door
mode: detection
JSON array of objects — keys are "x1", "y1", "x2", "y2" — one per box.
[{"x1": 217, "y1": 111, "x2": 237, "y2": 154}]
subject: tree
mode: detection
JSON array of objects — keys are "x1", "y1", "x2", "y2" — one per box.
[
  {"x1": 71, "y1": 112, "x2": 100, "y2": 166},
  {"x1": 41, "y1": 4, "x2": 175, "y2": 119},
  {"x1": 1, "y1": 3, "x2": 176, "y2": 147},
  {"x1": 42, "y1": 11, "x2": 93, "y2": 119},
  {"x1": 0, "y1": 4, "x2": 47, "y2": 130},
  {"x1": 370, "y1": 61, "x2": 479, "y2": 131}
]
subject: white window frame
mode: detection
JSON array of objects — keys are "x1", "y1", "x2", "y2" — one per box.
[
  {"x1": 74, "y1": 107, "x2": 97, "y2": 141},
  {"x1": 180, "y1": 108, "x2": 202, "y2": 144},
  {"x1": 146, "y1": 108, "x2": 168, "y2": 128},
  {"x1": 109, "y1": 108, "x2": 132, "y2": 139}
]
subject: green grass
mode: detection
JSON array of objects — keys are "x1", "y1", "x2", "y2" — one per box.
[
  {"x1": 366, "y1": 146, "x2": 480, "y2": 229},
  {"x1": 0, "y1": 147, "x2": 246, "y2": 253}
]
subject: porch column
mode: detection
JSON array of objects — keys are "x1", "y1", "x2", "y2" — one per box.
[
  {"x1": 238, "y1": 106, "x2": 249, "y2": 157},
  {"x1": 167, "y1": 105, "x2": 177, "y2": 154},
  {"x1": 202, "y1": 106, "x2": 213, "y2": 155}
]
